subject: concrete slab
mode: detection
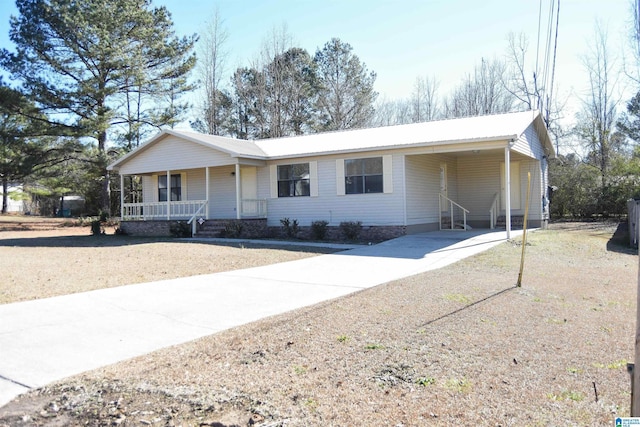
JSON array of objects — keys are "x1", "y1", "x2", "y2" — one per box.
[{"x1": 0, "y1": 229, "x2": 523, "y2": 407}]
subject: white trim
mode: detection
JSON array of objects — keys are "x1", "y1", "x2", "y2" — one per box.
[
  {"x1": 269, "y1": 164, "x2": 278, "y2": 199},
  {"x1": 504, "y1": 148, "x2": 511, "y2": 238},
  {"x1": 383, "y1": 155, "x2": 393, "y2": 194},
  {"x1": 205, "y1": 167, "x2": 210, "y2": 219},
  {"x1": 120, "y1": 174, "x2": 124, "y2": 220},
  {"x1": 235, "y1": 163, "x2": 241, "y2": 219},
  {"x1": 336, "y1": 159, "x2": 345, "y2": 196},
  {"x1": 309, "y1": 161, "x2": 319, "y2": 197}
]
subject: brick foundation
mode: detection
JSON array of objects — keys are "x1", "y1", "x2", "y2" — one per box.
[
  {"x1": 268, "y1": 225, "x2": 407, "y2": 243},
  {"x1": 120, "y1": 220, "x2": 175, "y2": 237}
]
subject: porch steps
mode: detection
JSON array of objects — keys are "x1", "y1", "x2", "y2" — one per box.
[
  {"x1": 496, "y1": 215, "x2": 524, "y2": 229},
  {"x1": 440, "y1": 215, "x2": 466, "y2": 230},
  {"x1": 193, "y1": 220, "x2": 227, "y2": 238}
]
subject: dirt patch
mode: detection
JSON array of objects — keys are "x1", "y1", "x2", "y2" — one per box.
[{"x1": 0, "y1": 220, "x2": 637, "y2": 425}]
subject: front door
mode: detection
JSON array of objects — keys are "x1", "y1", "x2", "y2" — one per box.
[{"x1": 241, "y1": 166, "x2": 258, "y2": 216}]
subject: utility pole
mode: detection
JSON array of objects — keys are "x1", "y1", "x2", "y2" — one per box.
[{"x1": 633, "y1": 251, "x2": 640, "y2": 415}]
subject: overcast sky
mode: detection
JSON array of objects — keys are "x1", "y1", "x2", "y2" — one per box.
[{"x1": 0, "y1": 0, "x2": 635, "y2": 124}]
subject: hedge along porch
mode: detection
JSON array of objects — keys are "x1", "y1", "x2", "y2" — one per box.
[{"x1": 107, "y1": 110, "x2": 555, "y2": 239}]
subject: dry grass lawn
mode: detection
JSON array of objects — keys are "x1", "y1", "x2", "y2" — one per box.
[
  {"x1": 0, "y1": 216, "x2": 337, "y2": 304},
  {"x1": 0, "y1": 217, "x2": 637, "y2": 426}
]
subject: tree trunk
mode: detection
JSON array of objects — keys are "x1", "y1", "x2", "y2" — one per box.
[
  {"x1": 2, "y1": 177, "x2": 8, "y2": 214},
  {"x1": 98, "y1": 129, "x2": 110, "y2": 215}
]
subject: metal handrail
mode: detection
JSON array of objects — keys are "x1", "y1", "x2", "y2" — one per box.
[
  {"x1": 489, "y1": 192, "x2": 499, "y2": 229},
  {"x1": 439, "y1": 193, "x2": 469, "y2": 231},
  {"x1": 187, "y1": 202, "x2": 207, "y2": 236}
]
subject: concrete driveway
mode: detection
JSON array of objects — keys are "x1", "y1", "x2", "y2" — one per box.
[{"x1": 0, "y1": 229, "x2": 522, "y2": 406}]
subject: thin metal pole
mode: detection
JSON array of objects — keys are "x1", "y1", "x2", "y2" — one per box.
[{"x1": 516, "y1": 172, "x2": 531, "y2": 287}]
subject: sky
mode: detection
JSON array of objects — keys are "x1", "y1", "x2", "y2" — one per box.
[{"x1": 0, "y1": 0, "x2": 635, "y2": 125}]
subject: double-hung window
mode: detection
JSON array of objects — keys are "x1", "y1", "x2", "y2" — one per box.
[
  {"x1": 345, "y1": 157, "x2": 383, "y2": 194},
  {"x1": 158, "y1": 174, "x2": 182, "y2": 201},
  {"x1": 277, "y1": 163, "x2": 310, "y2": 197}
]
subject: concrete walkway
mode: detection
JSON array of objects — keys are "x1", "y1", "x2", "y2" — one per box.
[{"x1": 0, "y1": 229, "x2": 522, "y2": 407}]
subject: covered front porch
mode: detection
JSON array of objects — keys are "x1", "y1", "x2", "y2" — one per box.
[
  {"x1": 404, "y1": 143, "x2": 550, "y2": 237},
  {"x1": 118, "y1": 163, "x2": 268, "y2": 222}
]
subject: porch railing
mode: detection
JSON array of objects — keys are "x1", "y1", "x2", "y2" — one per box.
[
  {"x1": 122, "y1": 200, "x2": 207, "y2": 220},
  {"x1": 439, "y1": 193, "x2": 469, "y2": 231},
  {"x1": 489, "y1": 192, "x2": 499, "y2": 229},
  {"x1": 241, "y1": 199, "x2": 267, "y2": 218}
]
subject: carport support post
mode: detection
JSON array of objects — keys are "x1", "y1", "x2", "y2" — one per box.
[{"x1": 505, "y1": 145, "x2": 512, "y2": 239}]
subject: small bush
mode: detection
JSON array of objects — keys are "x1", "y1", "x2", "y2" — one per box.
[
  {"x1": 90, "y1": 220, "x2": 104, "y2": 236},
  {"x1": 340, "y1": 220, "x2": 362, "y2": 241},
  {"x1": 280, "y1": 217, "x2": 299, "y2": 238},
  {"x1": 169, "y1": 221, "x2": 191, "y2": 238},
  {"x1": 223, "y1": 220, "x2": 244, "y2": 238},
  {"x1": 310, "y1": 220, "x2": 329, "y2": 240}
]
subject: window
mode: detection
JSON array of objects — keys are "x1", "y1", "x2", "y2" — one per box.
[
  {"x1": 345, "y1": 157, "x2": 383, "y2": 194},
  {"x1": 158, "y1": 174, "x2": 181, "y2": 201},
  {"x1": 277, "y1": 163, "x2": 310, "y2": 197}
]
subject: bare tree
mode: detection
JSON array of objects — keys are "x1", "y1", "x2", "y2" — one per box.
[
  {"x1": 575, "y1": 24, "x2": 621, "y2": 190},
  {"x1": 443, "y1": 57, "x2": 515, "y2": 118},
  {"x1": 410, "y1": 75, "x2": 440, "y2": 122},
  {"x1": 195, "y1": 8, "x2": 230, "y2": 135},
  {"x1": 371, "y1": 97, "x2": 412, "y2": 126}
]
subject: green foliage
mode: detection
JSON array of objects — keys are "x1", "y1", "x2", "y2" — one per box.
[
  {"x1": 1, "y1": 0, "x2": 197, "y2": 212},
  {"x1": 339, "y1": 220, "x2": 362, "y2": 241},
  {"x1": 336, "y1": 335, "x2": 349, "y2": 343},
  {"x1": 310, "y1": 220, "x2": 329, "y2": 240},
  {"x1": 169, "y1": 221, "x2": 191, "y2": 238},
  {"x1": 280, "y1": 217, "x2": 299, "y2": 238},
  {"x1": 90, "y1": 220, "x2": 104, "y2": 236},
  {"x1": 415, "y1": 377, "x2": 436, "y2": 386},
  {"x1": 549, "y1": 155, "x2": 600, "y2": 218},
  {"x1": 314, "y1": 38, "x2": 378, "y2": 131}
]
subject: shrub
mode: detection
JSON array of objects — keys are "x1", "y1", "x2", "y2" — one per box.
[
  {"x1": 310, "y1": 220, "x2": 329, "y2": 240},
  {"x1": 340, "y1": 220, "x2": 362, "y2": 241},
  {"x1": 90, "y1": 220, "x2": 104, "y2": 236},
  {"x1": 169, "y1": 221, "x2": 191, "y2": 238},
  {"x1": 280, "y1": 217, "x2": 299, "y2": 238},
  {"x1": 223, "y1": 220, "x2": 244, "y2": 238}
]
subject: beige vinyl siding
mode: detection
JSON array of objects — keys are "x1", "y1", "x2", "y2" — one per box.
[
  {"x1": 142, "y1": 175, "x2": 157, "y2": 202},
  {"x1": 209, "y1": 165, "x2": 237, "y2": 218},
  {"x1": 512, "y1": 123, "x2": 544, "y2": 159},
  {"x1": 404, "y1": 154, "x2": 457, "y2": 226},
  {"x1": 187, "y1": 169, "x2": 206, "y2": 200},
  {"x1": 119, "y1": 136, "x2": 234, "y2": 175},
  {"x1": 259, "y1": 153, "x2": 405, "y2": 227},
  {"x1": 457, "y1": 156, "x2": 503, "y2": 224},
  {"x1": 457, "y1": 155, "x2": 544, "y2": 224}
]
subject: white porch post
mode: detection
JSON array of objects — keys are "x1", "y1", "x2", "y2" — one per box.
[
  {"x1": 166, "y1": 170, "x2": 171, "y2": 220},
  {"x1": 235, "y1": 163, "x2": 241, "y2": 220},
  {"x1": 205, "y1": 167, "x2": 210, "y2": 220},
  {"x1": 505, "y1": 145, "x2": 511, "y2": 239},
  {"x1": 120, "y1": 173, "x2": 125, "y2": 220}
]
